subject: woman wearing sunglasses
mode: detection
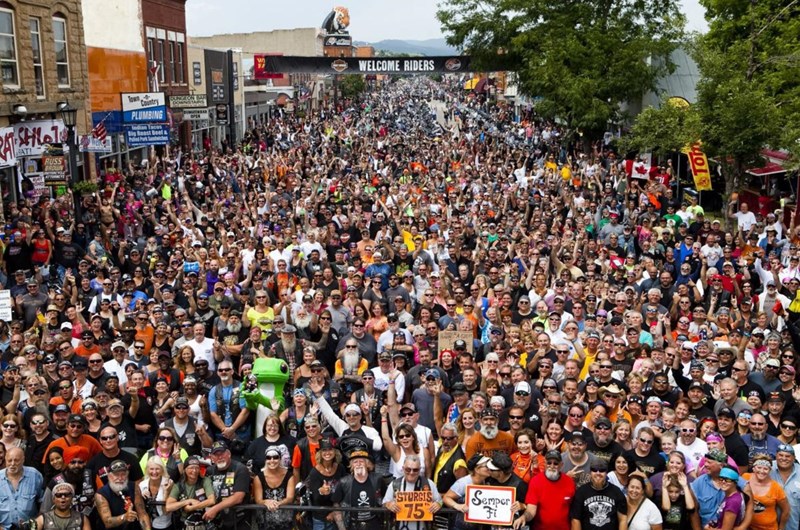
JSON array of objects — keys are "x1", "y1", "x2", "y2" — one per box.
[
  {"x1": 253, "y1": 446, "x2": 296, "y2": 530},
  {"x1": 381, "y1": 410, "x2": 429, "y2": 478},
  {"x1": 139, "y1": 427, "x2": 186, "y2": 483}
]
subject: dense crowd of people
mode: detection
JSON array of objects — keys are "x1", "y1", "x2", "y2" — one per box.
[{"x1": 0, "y1": 76, "x2": 797, "y2": 530}]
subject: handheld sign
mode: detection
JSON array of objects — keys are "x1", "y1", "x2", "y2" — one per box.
[
  {"x1": 464, "y1": 485, "x2": 516, "y2": 526},
  {"x1": 395, "y1": 490, "x2": 433, "y2": 522}
]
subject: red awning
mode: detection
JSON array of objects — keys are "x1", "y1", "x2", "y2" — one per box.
[{"x1": 746, "y1": 162, "x2": 786, "y2": 176}]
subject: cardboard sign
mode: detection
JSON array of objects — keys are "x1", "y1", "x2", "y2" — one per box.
[
  {"x1": 464, "y1": 485, "x2": 515, "y2": 526},
  {"x1": 0, "y1": 290, "x2": 11, "y2": 322},
  {"x1": 395, "y1": 490, "x2": 433, "y2": 522},
  {"x1": 439, "y1": 330, "x2": 474, "y2": 354}
]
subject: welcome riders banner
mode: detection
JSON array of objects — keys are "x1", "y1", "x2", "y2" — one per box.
[{"x1": 253, "y1": 55, "x2": 472, "y2": 78}]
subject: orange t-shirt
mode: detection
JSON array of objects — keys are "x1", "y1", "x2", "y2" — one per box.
[
  {"x1": 49, "y1": 396, "x2": 83, "y2": 414},
  {"x1": 464, "y1": 431, "x2": 515, "y2": 460},
  {"x1": 74, "y1": 344, "x2": 101, "y2": 359},
  {"x1": 742, "y1": 474, "x2": 787, "y2": 530},
  {"x1": 136, "y1": 325, "x2": 155, "y2": 353},
  {"x1": 43, "y1": 434, "x2": 102, "y2": 463}
]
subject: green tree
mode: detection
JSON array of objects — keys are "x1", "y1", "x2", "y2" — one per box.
[
  {"x1": 437, "y1": 0, "x2": 685, "y2": 141},
  {"x1": 692, "y1": 0, "x2": 800, "y2": 194},
  {"x1": 620, "y1": 96, "x2": 702, "y2": 157},
  {"x1": 339, "y1": 75, "x2": 366, "y2": 99}
]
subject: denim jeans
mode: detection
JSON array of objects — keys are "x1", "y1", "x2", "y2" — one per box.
[{"x1": 313, "y1": 517, "x2": 336, "y2": 530}]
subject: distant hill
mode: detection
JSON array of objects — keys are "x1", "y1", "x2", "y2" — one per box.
[{"x1": 361, "y1": 38, "x2": 459, "y2": 56}]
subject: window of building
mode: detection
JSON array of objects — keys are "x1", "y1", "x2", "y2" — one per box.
[
  {"x1": 52, "y1": 16, "x2": 69, "y2": 87},
  {"x1": 29, "y1": 17, "x2": 43, "y2": 97},
  {"x1": 169, "y1": 40, "x2": 176, "y2": 85},
  {"x1": 157, "y1": 39, "x2": 165, "y2": 83},
  {"x1": 176, "y1": 42, "x2": 185, "y2": 84},
  {"x1": 0, "y1": 8, "x2": 18, "y2": 87}
]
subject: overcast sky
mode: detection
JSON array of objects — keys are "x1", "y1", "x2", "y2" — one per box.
[{"x1": 186, "y1": 0, "x2": 709, "y2": 43}]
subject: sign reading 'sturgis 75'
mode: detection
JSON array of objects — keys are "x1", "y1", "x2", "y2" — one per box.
[{"x1": 252, "y1": 55, "x2": 471, "y2": 77}]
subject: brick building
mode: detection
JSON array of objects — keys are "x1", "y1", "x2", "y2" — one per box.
[{"x1": 0, "y1": 0, "x2": 90, "y2": 204}]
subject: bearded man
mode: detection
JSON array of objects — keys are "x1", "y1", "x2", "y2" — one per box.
[
  {"x1": 271, "y1": 324, "x2": 303, "y2": 384},
  {"x1": 514, "y1": 450, "x2": 575, "y2": 530},
  {"x1": 217, "y1": 310, "x2": 248, "y2": 370},
  {"x1": 293, "y1": 307, "x2": 314, "y2": 339},
  {"x1": 464, "y1": 409, "x2": 514, "y2": 460},
  {"x1": 335, "y1": 340, "x2": 369, "y2": 398},
  {"x1": 94, "y1": 460, "x2": 150, "y2": 530},
  {"x1": 42, "y1": 446, "x2": 96, "y2": 514}
]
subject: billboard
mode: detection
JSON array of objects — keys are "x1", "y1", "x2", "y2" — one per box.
[{"x1": 121, "y1": 92, "x2": 167, "y2": 123}]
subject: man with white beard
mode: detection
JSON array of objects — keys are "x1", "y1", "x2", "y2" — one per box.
[
  {"x1": 335, "y1": 340, "x2": 369, "y2": 397},
  {"x1": 464, "y1": 408, "x2": 514, "y2": 460},
  {"x1": 217, "y1": 310, "x2": 248, "y2": 363},
  {"x1": 94, "y1": 460, "x2": 150, "y2": 530},
  {"x1": 292, "y1": 306, "x2": 314, "y2": 339},
  {"x1": 513, "y1": 450, "x2": 576, "y2": 530},
  {"x1": 272, "y1": 325, "x2": 303, "y2": 383}
]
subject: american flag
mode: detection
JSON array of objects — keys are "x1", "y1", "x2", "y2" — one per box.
[{"x1": 92, "y1": 122, "x2": 107, "y2": 143}]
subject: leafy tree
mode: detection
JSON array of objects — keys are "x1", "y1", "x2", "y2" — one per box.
[
  {"x1": 690, "y1": 0, "x2": 800, "y2": 194},
  {"x1": 339, "y1": 75, "x2": 366, "y2": 99},
  {"x1": 620, "y1": 96, "x2": 702, "y2": 157},
  {"x1": 437, "y1": 0, "x2": 685, "y2": 140}
]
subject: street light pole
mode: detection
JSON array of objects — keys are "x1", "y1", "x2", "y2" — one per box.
[{"x1": 59, "y1": 102, "x2": 82, "y2": 223}]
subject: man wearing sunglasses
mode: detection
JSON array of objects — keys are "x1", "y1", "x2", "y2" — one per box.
[
  {"x1": 87, "y1": 426, "x2": 143, "y2": 487},
  {"x1": 568, "y1": 458, "x2": 627, "y2": 530},
  {"x1": 41, "y1": 445, "x2": 95, "y2": 515},
  {"x1": 24, "y1": 411, "x2": 55, "y2": 469},
  {"x1": 43, "y1": 414, "x2": 102, "y2": 464},
  {"x1": 32, "y1": 482, "x2": 91, "y2": 530}
]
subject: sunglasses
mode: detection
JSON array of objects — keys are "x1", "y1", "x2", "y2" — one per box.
[
  {"x1": 158, "y1": 435, "x2": 175, "y2": 442},
  {"x1": 2, "y1": 423, "x2": 16, "y2": 429},
  {"x1": 781, "y1": 423, "x2": 798, "y2": 430},
  {"x1": 265, "y1": 455, "x2": 280, "y2": 461},
  {"x1": 100, "y1": 435, "x2": 117, "y2": 441},
  {"x1": 54, "y1": 493, "x2": 73, "y2": 499}
]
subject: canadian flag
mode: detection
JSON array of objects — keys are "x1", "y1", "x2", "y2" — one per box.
[{"x1": 632, "y1": 162, "x2": 651, "y2": 180}]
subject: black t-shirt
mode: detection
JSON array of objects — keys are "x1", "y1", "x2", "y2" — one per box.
[
  {"x1": 208, "y1": 460, "x2": 251, "y2": 530},
  {"x1": 122, "y1": 388, "x2": 157, "y2": 432},
  {"x1": 331, "y1": 475, "x2": 382, "y2": 523},
  {"x1": 586, "y1": 439, "x2": 623, "y2": 467},
  {"x1": 243, "y1": 434, "x2": 297, "y2": 473},
  {"x1": 623, "y1": 448, "x2": 666, "y2": 477},
  {"x1": 722, "y1": 431, "x2": 750, "y2": 469},
  {"x1": 87, "y1": 450, "x2": 144, "y2": 486},
  {"x1": 569, "y1": 481, "x2": 627, "y2": 530},
  {"x1": 101, "y1": 419, "x2": 138, "y2": 450},
  {"x1": 306, "y1": 465, "x2": 346, "y2": 520}
]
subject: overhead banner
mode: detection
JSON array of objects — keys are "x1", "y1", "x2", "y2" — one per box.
[
  {"x1": 253, "y1": 55, "x2": 472, "y2": 77},
  {"x1": 14, "y1": 120, "x2": 67, "y2": 157},
  {"x1": 682, "y1": 142, "x2": 713, "y2": 191},
  {"x1": 121, "y1": 92, "x2": 167, "y2": 123},
  {"x1": 124, "y1": 124, "x2": 170, "y2": 147}
]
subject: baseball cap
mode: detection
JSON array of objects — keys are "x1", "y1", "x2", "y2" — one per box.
[
  {"x1": 514, "y1": 381, "x2": 531, "y2": 394},
  {"x1": 706, "y1": 449, "x2": 728, "y2": 463},
  {"x1": 545, "y1": 450, "x2": 562, "y2": 462},
  {"x1": 210, "y1": 440, "x2": 229, "y2": 453},
  {"x1": 109, "y1": 460, "x2": 128, "y2": 473},
  {"x1": 53, "y1": 404, "x2": 70, "y2": 414}
]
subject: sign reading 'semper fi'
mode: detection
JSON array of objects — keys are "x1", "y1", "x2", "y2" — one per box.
[{"x1": 121, "y1": 93, "x2": 167, "y2": 124}]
